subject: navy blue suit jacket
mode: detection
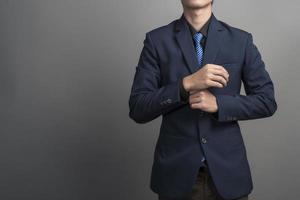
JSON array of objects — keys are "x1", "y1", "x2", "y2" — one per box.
[{"x1": 128, "y1": 13, "x2": 277, "y2": 200}]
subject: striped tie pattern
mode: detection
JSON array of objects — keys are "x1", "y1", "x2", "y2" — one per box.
[{"x1": 193, "y1": 32, "x2": 204, "y2": 66}]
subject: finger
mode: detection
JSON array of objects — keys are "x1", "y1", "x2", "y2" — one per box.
[
  {"x1": 190, "y1": 102, "x2": 202, "y2": 109},
  {"x1": 211, "y1": 64, "x2": 228, "y2": 72},
  {"x1": 190, "y1": 102, "x2": 203, "y2": 110},
  {"x1": 189, "y1": 90, "x2": 198, "y2": 95},
  {"x1": 189, "y1": 90, "x2": 205, "y2": 98},
  {"x1": 207, "y1": 79, "x2": 224, "y2": 88},
  {"x1": 190, "y1": 98, "x2": 201, "y2": 104},
  {"x1": 210, "y1": 65, "x2": 229, "y2": 79},
  {"x1": 189, "y1": 93, "x2": 200, "y2": 102},
  {"x1": 210, "y1": 74, "x2": 228, "y2": 86},
  {"x1": 211, "y1": 68, "x2": 229, "y2": 82}
]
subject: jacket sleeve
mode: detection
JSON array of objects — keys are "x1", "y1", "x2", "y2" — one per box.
[
  {"x1": 210, "y1": 33, "x2": 277, "y2": 122},
  {"x1": 128, "y1": 32, "x2": 188, "y2": 124}
]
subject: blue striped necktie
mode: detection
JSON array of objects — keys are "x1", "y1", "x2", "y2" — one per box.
[{"x1": 193, "y1": 32, "x2": 204, "y2": 66}]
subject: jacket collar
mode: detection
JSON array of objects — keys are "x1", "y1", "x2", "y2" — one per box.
[{"x1": 174, "y1": 13, "x2": 225, "y2": 74}]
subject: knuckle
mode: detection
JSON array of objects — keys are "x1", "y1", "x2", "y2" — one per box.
[{"x1": 199, "y1": 103, "x2": 205, "y2": 109}]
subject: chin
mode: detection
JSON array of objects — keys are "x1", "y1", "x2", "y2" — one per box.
[{"x1": 182, "y1": 0, "x2": 211, "y2": 9}]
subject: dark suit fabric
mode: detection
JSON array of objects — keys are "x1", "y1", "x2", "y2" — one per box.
[{"x1": 128, "y1": 13, "x2": 277, "y2": 200}]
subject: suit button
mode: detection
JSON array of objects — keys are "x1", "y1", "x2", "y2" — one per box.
[
  {"x1": 201, "y1": 137, "x2": 207, "y2": 144},
  {"x1": 166, "y1": 98, "x2": 172, "y2": 103}
]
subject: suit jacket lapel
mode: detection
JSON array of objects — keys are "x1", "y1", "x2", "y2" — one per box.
[
  {"x1": 175, "y1": 14, "x2": 199, "y2": 74},
  {"x1": 202, "y1": 13, "x2": 225, "y2": 66},
  {"x1": 174, "y1": 13, "x2": 225, "y2": 74}
]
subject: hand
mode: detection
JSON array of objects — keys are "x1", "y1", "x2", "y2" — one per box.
[
  {"x1": 189, "y1": 89, "x2": 218, "y2": 113},
  {"x1": 183, "y1": 64, "x2": 229, "y2": 91}
]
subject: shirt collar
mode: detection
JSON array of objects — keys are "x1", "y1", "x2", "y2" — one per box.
[{"x1": 187, "y1": 15, "x2": 212, "y2": 38}]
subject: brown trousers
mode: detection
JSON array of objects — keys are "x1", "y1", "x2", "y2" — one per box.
[{"x1": 158, "y1": 167, "x2": 249, "y2": 200}]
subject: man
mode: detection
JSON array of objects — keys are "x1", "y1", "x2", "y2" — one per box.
[{"x1": 128, "y1": 0, "x2": 277, "y2": 199}]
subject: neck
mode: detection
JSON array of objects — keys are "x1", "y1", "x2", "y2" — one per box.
[{"x1": 182, "y1": 4, "x2": 212, "y2": 32}]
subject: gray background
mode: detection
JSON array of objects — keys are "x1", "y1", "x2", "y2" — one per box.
[{"x1": 0, "y1": 0, "x2": 299, "y2": 200}]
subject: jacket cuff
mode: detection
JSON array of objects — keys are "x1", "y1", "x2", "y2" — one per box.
[{"x1": 210, "y1": 94, "x2": 238, "y2": 122}]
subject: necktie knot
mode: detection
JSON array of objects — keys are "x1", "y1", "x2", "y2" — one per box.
[{"x1": 193, "y1": 32, "x2": 203, "y2": 44}]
